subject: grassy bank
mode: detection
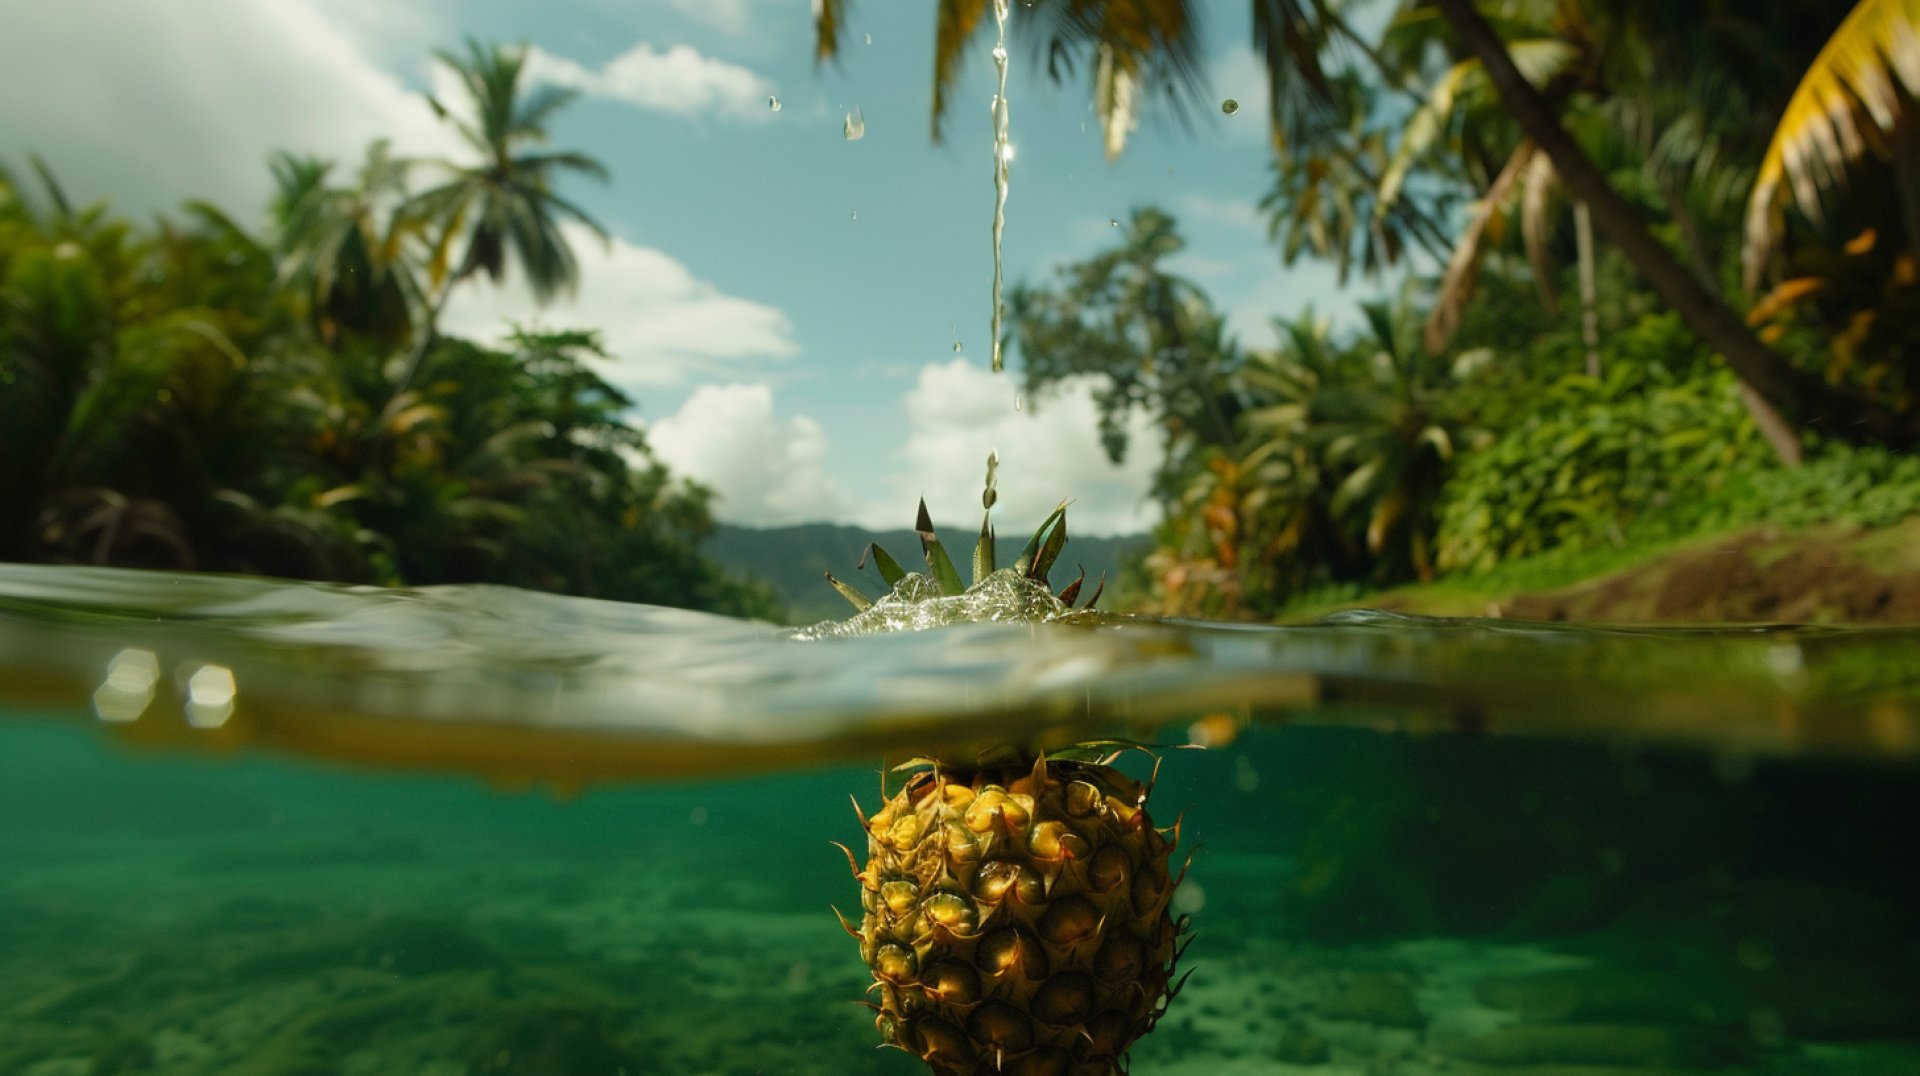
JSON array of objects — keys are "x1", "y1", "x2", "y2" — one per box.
[{"x1": 1284, "y1": 516, "x2": 1920, "y2": 624}]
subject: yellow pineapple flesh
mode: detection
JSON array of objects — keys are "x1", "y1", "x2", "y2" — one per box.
[{"x1": 840, "y1": 755, "x2": 1188, "y2": 1075}]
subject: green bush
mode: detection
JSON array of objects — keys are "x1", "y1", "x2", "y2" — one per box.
[
  {"x1": 1436, "y1": 363, "x2": 1767, "y2": 573},
  {"x1": 1669, "y1": 444, "x2": 1920, "y2": 534}
]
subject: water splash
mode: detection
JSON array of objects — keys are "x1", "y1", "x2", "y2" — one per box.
[
  {"x1": 797, "y1": 570, "x2": 1074, "y2": 640},
  {"x1": 988, "y1": 0, "x2": 1012, "y2": 373}
]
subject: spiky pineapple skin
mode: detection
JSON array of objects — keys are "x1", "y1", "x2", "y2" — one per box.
[{"x1": 849, "y1": 758, "x2": 1184, "y2": 1075}]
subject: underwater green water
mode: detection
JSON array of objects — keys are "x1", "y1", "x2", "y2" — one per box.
[{"x1": 2, "y1": 564, "x2": 1919, "y2": 1074}]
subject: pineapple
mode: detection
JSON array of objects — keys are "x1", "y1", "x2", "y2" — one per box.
[{"x1": 826, "y1": 460, "x2": 1191, "y2": 1075}]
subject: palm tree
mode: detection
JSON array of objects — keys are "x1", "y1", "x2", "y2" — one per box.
[
  {"x1": 1368, "y1": 17, "x2": 1809, "y2": 465},
  {"x1": 402, "y1": 38, "x2": 611, "y2": 388},
  {"x1": 1426, "y1": 0, "x2": 1911, "y2": 446},
  {"x1": 1743, "y1": 0, "x2": 1920, "y2": 286},
  {"x1": 261, "y1": 144, "x2": 419, "y2": 350},
  {"x1": 1009, "y1": 207, "x2": 1243, "y2": 500}
]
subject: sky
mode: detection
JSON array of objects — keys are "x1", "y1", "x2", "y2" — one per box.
[{"x1": 0, "y1": 0, "x2": 1385, "y2": 535}]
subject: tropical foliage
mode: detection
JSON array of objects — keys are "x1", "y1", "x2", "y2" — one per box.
[
  {"x1": 0, "y1": 42, "x2": 777, "y2": 620},
  {"x1": 880, "y1": 0, "x2": 1920, "y2": 617}
]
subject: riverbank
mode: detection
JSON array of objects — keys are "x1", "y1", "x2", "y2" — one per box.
[{"x1": 1289, "y1": 517, "x2": 1920, "y2": 625}]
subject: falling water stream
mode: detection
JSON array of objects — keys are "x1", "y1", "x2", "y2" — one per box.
[{"x1": 987, "y1": 0, "x2": 1012, "y2": 373}]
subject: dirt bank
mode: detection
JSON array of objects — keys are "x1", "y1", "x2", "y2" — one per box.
[{"x1": 1360, "y1": 518, "x2": 1920, "y2": 625}]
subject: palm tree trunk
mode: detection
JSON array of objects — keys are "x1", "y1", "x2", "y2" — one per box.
[
  {"x1": 1431, "y1": 0, "x2": 1913, "y2": 451},
  {"x1": 1574, "y1": 200, "x2": 1600, "y2": 378},
  {"x1": 1890, "y1": 88, "x2": 1920, "y2": 270},
  {"x1": 394, "y1": 284, "x2": 452, "y2": 396}
]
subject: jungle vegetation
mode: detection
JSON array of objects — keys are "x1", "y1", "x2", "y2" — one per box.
[
  {"x1": 0, "y1": 40, "x2": 778, "y2": 618},
  {"x1": 818, "y1": 0, "x2": 1920, "y2": 617}
]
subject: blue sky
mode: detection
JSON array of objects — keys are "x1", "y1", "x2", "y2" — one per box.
[{"x1": 0, "y1": 0, "x2": 1386, "y2": 534}]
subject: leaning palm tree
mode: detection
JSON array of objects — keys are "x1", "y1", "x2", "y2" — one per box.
[
  {"x1": 401, "y1": 38, "x2": 611, "y2": 388},
  {"x1": 1742, "y1": 0, "x2": 1920, "y2": 288}
]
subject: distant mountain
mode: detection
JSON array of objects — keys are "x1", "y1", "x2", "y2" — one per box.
[{"x1": 706, "y1": 521, "x2": 1152, "y2": 625}]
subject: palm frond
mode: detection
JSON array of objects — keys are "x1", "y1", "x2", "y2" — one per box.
[
  {"x1": 1253, "y1": 0, "x2": 1337, "y2": 152},
  {"x1": 1426, "y1": 141, "x2": 1532, "y2": 354},
  {"x1": 27, "y1": 153, "x2": 73, "y2": 219},
  {"x1": 514, "y1": 82, "x2": 581, "y2": 139},
  {"x1": 1519, "y1": 147, "x2": 1561, "y2": 314},
  {"x1": 815, "y1": 0, "x2": 851, "y2": 65},
  {"x1": 510, "y1": 150, "x2": 612, "y2": 182},
  {"x1": 932, "y1": 0, "x2": 993, "y2": 143},
  {"x1": 1743, "y1": 0, "x2": 1920, "y2": 287}
]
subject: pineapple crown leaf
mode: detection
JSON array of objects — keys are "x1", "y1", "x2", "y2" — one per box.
[
  {"x1": 825, "y1": 456, "x2": 1098, "y2": 612},
  {"x1": 1013, "y1": 501, "x2": 1069, "y2": 581},
  {"x1": 915, "y1": 499, "x2": 967, "y2": 595},
  {"x1": 823, "y1": 571, "x2": 872, "y2": 612},
  {"x1": 858, "y1": 542, "x2": 907, "y2": 588},
  {"x1": 972, "y1": 514, "x2": 995, "y2": 586}
]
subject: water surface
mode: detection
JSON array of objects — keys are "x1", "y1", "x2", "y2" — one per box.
[{"x1": 2, "y1": 564, "x2": 1916, "y2": 1073}]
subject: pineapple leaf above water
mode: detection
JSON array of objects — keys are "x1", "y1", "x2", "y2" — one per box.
[
  {"x1": 828, "y1": 480, "x2": 1103, "y2": 611},
  {"x1": 916, "y1": 499, "x2": 967, "y2": 595},
  {"x1": 859, "y1": 542, "x2": 907, "y2": 588}
]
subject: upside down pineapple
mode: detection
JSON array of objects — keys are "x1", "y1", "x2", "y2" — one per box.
[{"x1": 827, "y1": 460, "x2": 1191, "y2": 1075}]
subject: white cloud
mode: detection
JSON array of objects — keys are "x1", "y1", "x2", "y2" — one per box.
[
  {"x1": 644, "y1": 361, "x2": 1160, "y2": 535},
  {"x1": 441, "y1": 221, "x2": 798, "y2": 389},
  {"x1": 1175, "y1": 193, "x2": 1265, "y2": 231},
  {"x1": 0, "y1": 0, "x2": 462, "y2": 217},
  {"x1": 880, "y1": 359, "x2": 1162, "y2": 537},
  {"x1": 527, "y1": 42, "x2": 773, "y2": 121},
  {"x1": 662, "y1": 0, "x2": 754, "y2": 36},
  {"x1": 647, "y1": 384, "x2": 855, "y2": 526}
]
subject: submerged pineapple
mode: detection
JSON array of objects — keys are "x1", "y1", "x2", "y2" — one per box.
[{"x1": 827, "y1": 461, "x2": 1191, "y2": 1075}]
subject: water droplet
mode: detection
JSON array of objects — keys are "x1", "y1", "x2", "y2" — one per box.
[
  {"x1": 850, "y1": 209, "x2": 858, "y2": 221},
  {"x1": 864, "y1": 32, "x2": 872, "y2": 45},
  {"x1": 1014, "y1": 393, "x2": 1024, "y2": 412},
  {"x1": 1221, "y1": 98, "x2": 1239, "y2": 115},
  {"x1": 768, "y1": 95, "x2": 781, "y2": 112},
  {"x1": 1108, "y1": 218, "x2": 1121, "y2": 228},
  {"x1": 951, "y1": 326, "x2": 963, "y2": 353},
  {"x1": 843, "y1": 107, "x2": 865, "y2": 140}
]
